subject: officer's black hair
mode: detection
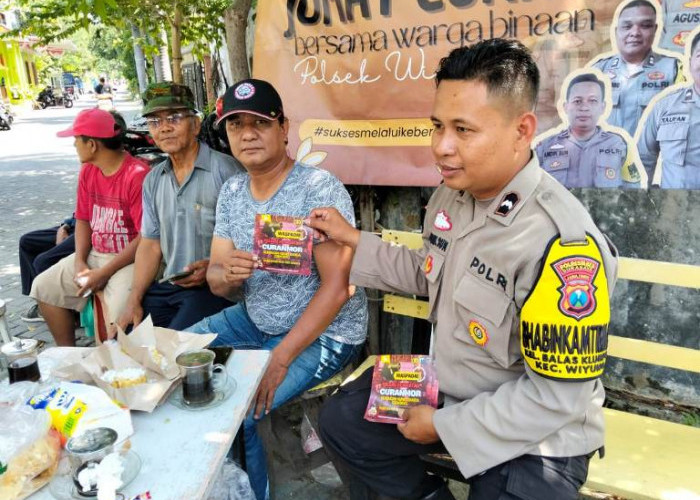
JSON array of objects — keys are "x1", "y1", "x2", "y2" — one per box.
[
  {"x1": 566, "y1": 73, "x2": 605, "y2": 100},
  {"x1": 619, "y1": 0, "x2": 656, "y2": 18},
  {"x1": 435, "y1": 38, "x2": 539, "y2": 114},
  {"x1": 691, "y1": 31, "x2": 700, "y2": 56}
]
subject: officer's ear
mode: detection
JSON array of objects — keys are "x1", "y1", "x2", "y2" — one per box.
[{"x1": 514, "y1": 111, "x2": 537, "y2": 152}]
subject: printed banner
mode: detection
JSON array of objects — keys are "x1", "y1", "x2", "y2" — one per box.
[{"x1": 253, "y1": 1, "x2": 699, "y2": 187}]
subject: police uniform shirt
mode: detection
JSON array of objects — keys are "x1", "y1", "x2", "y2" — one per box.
[
  {"x1": 637, "y1": 86, "x2": 700, "y2": 188},
  {"x1": 349, "y1": 156, "x2": 618, "y2": 479},
  {"x1": 660, "y1": 0, "x2": 700, "y2": 53},
  {"x1": 535, "y1": 126, "x2": 642, "y2": 188},
  {"x1": 592, "y1": 51, "x2": 683, "y2": 136}
]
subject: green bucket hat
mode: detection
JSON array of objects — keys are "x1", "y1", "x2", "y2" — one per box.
[{"x1": 141, "y1": 82, "x2": 196, "y2": 116}]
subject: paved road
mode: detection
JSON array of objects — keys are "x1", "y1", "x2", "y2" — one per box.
[{"x1": 0, "y1": 92, "x2": 141, "y2": 345}]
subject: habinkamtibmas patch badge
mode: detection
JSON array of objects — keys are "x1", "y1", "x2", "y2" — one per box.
[{"x1": 520, "y1": 235, "x2": 610, "y2": 381}]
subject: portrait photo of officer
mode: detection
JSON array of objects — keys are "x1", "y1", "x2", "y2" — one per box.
[
  {"x1": 588, "y1": 0, "x2": 683, "y2": 137},
  {"x1": 659, "y1": 0, "x2": 700, "y2": 54},
  {"x1": 535, "y1": 71, "x2": 643, "y2": 189},
  {"x1": 637, "y1": 28, "x2": 700, "y2": 188}
]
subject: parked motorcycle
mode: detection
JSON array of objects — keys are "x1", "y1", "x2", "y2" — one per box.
[
  {"x1": 36, "y1": 86, "x2": 73, "y2": 109},
  {"x1": 0, "y1": 102, "x2": 12, "y2": 130}
]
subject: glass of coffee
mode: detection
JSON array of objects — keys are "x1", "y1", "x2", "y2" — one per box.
[
  {"x1": 175, "y1": 349, "x2": 228, "y2": 406},
  {"x1": 2, "y1": 338, "x2": 41, "y2": 384}
]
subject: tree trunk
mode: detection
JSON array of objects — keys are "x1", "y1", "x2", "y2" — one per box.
[
  {"x1": 159, "y1": 28, "x2": 173, "y2": 81},
  {"x1": 223, "y1": 0, "x2": 253, "y2": 83},
  {"x1": 170, "y1": 2, "x2": 183, "y2": 83},
  {"x1": 152, "y1": 35, "x2": 164, "y2": 82},
  {"x1": 130, "y1": 24, "x2": 149, "y2": 93},
  {"x1": 203, "y1": 54, "x2": 215, "y2": 105}
]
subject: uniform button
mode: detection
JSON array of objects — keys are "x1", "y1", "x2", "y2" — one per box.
[{"x1": 541, "y1": 192, "x2": 552, "y2": 201}]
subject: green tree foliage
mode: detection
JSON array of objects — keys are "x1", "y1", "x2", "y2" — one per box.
[{"x1": 6, "y1": 0, "x2": 231, "y2": 81}]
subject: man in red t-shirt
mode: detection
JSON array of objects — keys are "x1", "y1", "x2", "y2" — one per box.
[{"x1": 31, "y1": 109, "x2": 149, "y2": 346}]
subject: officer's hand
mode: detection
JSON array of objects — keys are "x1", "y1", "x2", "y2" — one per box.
[
  {"x1": 222, "y1": 250, "x2": 259, "y2": 286},
  {"x1": 397, "y1": 405, "x2": 440, "y2": 445},
  {"x1": 306, "y1": 207, "x2": 360, "y2": 248},
  {"x1": 173, "y1": 259, "x2": 209, "y2": 288}
]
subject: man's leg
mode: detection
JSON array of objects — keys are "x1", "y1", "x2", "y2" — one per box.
[
  {"x1": 19, "y1": 227, "x2": 59, "y2": 295},
  {"x1": 30, "y1": 253, "x2": 88, "y2": 346},
  {"x1": 319, "y1": 368, "x2": 447, "y2": 500},
  {"x1": 33, "y1": 234, "x2": 75, "y2": 275},
  {"x1": 242, "y1": 335, "x2": 362, "y2": 500},
  {"x1": 140, "y1": 282, "x2": 182, "y2": 328},
  {"x1": 467, "y1": 453, "x2": 591, "y2": 500},
  {"x1": 166, "y1": 285, "x2": 233, "y2": 331}
]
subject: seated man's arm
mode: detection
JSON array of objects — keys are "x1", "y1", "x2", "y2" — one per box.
[
  {"x1": 206, "y1": 236, "x2": 256, "y2": 300},
  {"x1": 253, "y1": 240, "x2": 354, "y2": 417},
  {"x1": 74, "y1": 219, "x2": 92, "y2": 274},
  {"x1": 114, "y1": 237, "x2": 162, "y2": 332}
]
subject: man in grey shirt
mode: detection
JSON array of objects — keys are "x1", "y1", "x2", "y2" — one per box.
[{"x1": 116, "y1": 82, "x2": 242, "y2": 331}]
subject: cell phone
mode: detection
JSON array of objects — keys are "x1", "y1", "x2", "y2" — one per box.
[
  {"x1": 158, "y1": 269, "x2": 195, "y2": 284},
  {"x1": 210, "y1": 346, "x2": 234, "y2": 366}
]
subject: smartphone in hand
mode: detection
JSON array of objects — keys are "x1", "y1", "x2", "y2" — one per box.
[{"x1": 158, "y1": 269, "x2": 195, "y2": 284}]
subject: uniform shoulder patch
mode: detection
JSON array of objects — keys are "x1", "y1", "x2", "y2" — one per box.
[{"x1": 520, "y1": 235, "x2": 610, "y2": 382}]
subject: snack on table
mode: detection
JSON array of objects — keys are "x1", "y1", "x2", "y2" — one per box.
[
  {"x1": 148, "y1": 347, "x2": 170, "y2": 372},
  {"x1": 0, "y1": 407, "x2": 61, "y2": 500},
  {"x1": 100, "y1": 368, "x2": 147, "y2": 388}
]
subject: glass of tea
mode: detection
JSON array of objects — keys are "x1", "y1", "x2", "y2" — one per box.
[
  {"x1": 2, "y1": 338, "x2": 41, "y2": 384},
  {"x1": 175, "y1": 349, "x2": 228, "y2": 406}
]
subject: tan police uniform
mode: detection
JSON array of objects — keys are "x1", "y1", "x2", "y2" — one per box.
[{"x1": 348, "y1": 155, "x2": 618, "y2": 480}]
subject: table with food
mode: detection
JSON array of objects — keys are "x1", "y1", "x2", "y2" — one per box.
[{"x1": 0, "y1": 317, "x2": 270, "y2": 500}]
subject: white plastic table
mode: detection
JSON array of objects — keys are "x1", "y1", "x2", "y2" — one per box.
[{"x1": 30, "y1": 348, "x2": 270, "y2": 500}]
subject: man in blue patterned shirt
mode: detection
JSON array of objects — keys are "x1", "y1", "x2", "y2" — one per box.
[{"x1": 187, "y1": 78, "x2": 368, "y2": 500}]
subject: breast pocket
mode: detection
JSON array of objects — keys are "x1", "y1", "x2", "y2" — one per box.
[
  {"x1": 453, "y1": 273, "x2": 516, "y2": 368},
  {"x1": 658, "y1": 123, "x2": 689, "y2": 166},
  {"x1": 595, "y1": 153, "x2": 623, "y2": 188},
  {"x1": 542, "y1": 155, "x2": 570, "y2": 185}
]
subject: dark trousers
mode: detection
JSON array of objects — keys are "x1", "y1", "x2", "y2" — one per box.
[
  {"x1": 141, "y1": 281, "x2": 233, "y2": 330},
  {"x1": 19, "y1": 227, "x2": 75, "y2": 295},
  {"x1": 318, "y1": 368, "x2": 592, "y2": 500}
]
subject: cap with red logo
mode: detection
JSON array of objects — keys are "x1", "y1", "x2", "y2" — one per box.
[{"x1": 56, "y1": 109, "x2": 121, "y2": 138}]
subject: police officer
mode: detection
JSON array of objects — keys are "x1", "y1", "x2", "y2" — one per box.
[
  {"x1": 637, "y1": 30, "x2": 700, "y2": 188},
  {"x1": 590, "y1": 0, "x2": 683, "y2": 137},
  {"x1": 659, "y1": 0, "x2": 700, "y2": 54},
  {"x1": 309, "y1": 39, "x2": 618, "y2": 500},
  {"x1": 536, "y1": 72, "x2": 642, "y2": 188}
]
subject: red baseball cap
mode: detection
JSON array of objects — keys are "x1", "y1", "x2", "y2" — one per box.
[{"x1": 56, "y1": 109, "x2": 121, "y2": 138}]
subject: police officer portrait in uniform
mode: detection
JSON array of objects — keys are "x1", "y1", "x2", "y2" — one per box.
[
  {"x1": 589, "y1": 0, "x2": 683, "y2": 137},
  {"x1": 659, "y1": 0, "x2": 700, "y2": 54},
  {"x1": 308, "y1": 39, "x2": 619, "y2": 500},
  {"x1": 637, "y1": 29, "x2": 700, "y2": 188},
  {"x1": 535, "y1": 71, "x2": 643, "y2": 188}
]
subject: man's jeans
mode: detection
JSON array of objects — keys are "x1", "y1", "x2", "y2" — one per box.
[{"x1": 187, "y1": 303, "x2": 362, "y2": 500}]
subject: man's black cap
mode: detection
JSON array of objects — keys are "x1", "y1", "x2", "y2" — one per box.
[{"x1": 215, "y1": 79, "x2": 283, "y2": 127}]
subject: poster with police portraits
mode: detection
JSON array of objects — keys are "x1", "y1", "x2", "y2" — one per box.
[
  {"x1": 254, "y1": 0, "x2": 700, "y2": 188},
  {"x1": 634, "y1": 25, "x2": 700, "y2": 189},
  {"x1": 534, "y1": 69, "x2": 645, "y2": 189}
]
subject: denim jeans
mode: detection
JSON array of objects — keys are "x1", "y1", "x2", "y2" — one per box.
[{"x1": 186, "y1": 303, "x2": 362, "y2": 500}]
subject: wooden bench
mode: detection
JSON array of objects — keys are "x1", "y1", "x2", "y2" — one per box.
[{"x1": 376, "y1": 229, "x2": 700, "y2": 500}]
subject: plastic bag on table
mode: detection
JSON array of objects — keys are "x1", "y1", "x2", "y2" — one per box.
[
  {"x1": 0, "y1": 405, "x2": 61, "y2": 500},
  {"x1": 206, "y1": 458, "x2": 255, "y2": 500}
]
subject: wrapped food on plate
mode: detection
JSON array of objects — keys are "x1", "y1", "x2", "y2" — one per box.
[{"x1": 0, "y1": 406, "x2": 61, "y2": 500}]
